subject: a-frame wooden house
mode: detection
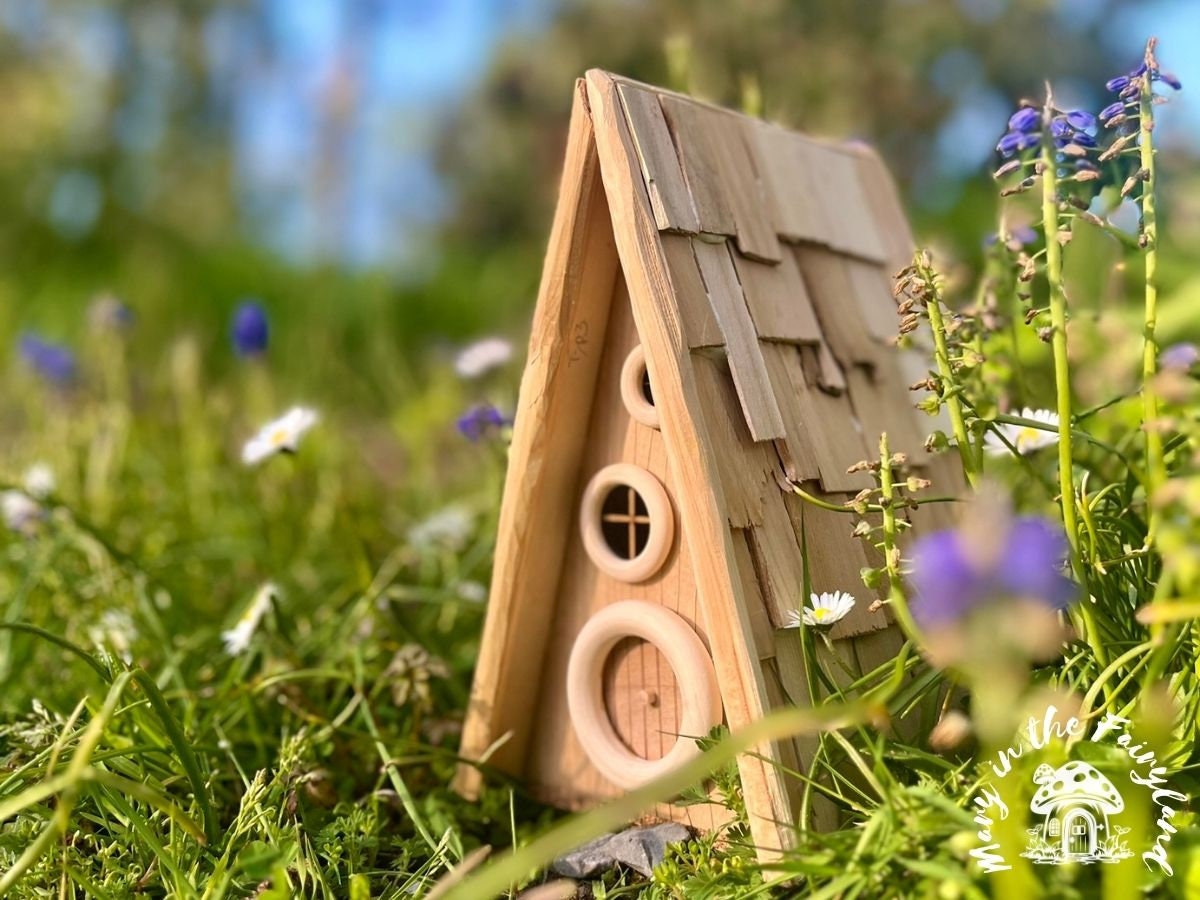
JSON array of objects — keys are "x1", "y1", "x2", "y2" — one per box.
[{"x1": 456, "y1": 70, "x2": 960, "y2": 860}]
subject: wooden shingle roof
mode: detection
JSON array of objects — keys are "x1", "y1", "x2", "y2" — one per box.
[{"x1": 592, "y1": 72, "x2": 960, "y2": 643}]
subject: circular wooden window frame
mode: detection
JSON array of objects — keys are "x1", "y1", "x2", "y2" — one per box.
[
  {"x1": 566, "y1": 600, "x2": 722, "y2": 789},
  {"x1": 580, "y1": 463, "x2": 674, "y2": 583},
  {"x1": 619, "y1": 345, "x2": 659, "y2": 430}
]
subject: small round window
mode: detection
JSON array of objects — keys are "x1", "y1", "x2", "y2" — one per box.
[
  {"x1": 620, "y1": 346, "x2": 659, "y2": 429},
  {"x1": 581, "y1": 464, "x2": 674, "y2": 582}
]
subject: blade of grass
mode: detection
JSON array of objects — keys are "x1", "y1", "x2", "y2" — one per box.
[
  {"x1": 0, "y1": 622, "x2": 111, "y2": 681},
  {"x1": 437, "y1": 698, "x2": 880, "y2": 900},
  {"x1": 130, "y1": 667, "x2": 219, "y2": 845}
]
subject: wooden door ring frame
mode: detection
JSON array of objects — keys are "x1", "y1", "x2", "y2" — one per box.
[
  {"x1": 566, "y1": 600, "x2": 723, "y2": 789},
  {"x1": 620, "y1": 345, "x2": 659, "y2": 429},
  {"x1": 579, "y1": 463, "x2": 674, "y2": 583}
]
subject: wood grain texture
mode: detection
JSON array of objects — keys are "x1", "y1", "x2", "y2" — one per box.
[
  {"x1": 745, "y1": 488, "x2": 806, "y2": 628},
  {"x1": 780, "y1": 486, "x2": 889, "y2": 640},
  {"x1": 845, "y1": 360, "x2": 931, "y2": 465},
  {"x1": 768, "y1": 631, "x2": 842, "y2": 831},
  {"x1": 850, "y1": 143, "x2": 916, "y2": 274},
  {"x1": 691, "y1": 352, "x2": 772, "y2": 528},
  {"x1": 749, "y1": 122, "x2": 825, "y2": 245},
  {"x1": 759, "y1": 342, "x2": 822, "y2": 483},
  {"x1": 762, "y1": 343, "x2": 869, "y2": 493},
  {"x1": 794, "y1": 245, "x2": 881, "y2": 369},
  {"x1": 844, "y1": 257, "x2": 899, "y2": 343},
  {"x1": 660, "y1": 233, "x2": 724, "y2": 349},
  {"x1": 457, "y1": 82, "x2": 620, "y2": 797},
  {"x1": 731, "y1": 529, "x2": 777, "y2": 660},
  {"x1": 656, "y1": 93, "x2": 738, "y2": 237},
  {"x1": 526, "y1": 277, "x2": 725, "y2": 831},
  {"x1": 800, "y1": 141, "x2": 888, "y2": 263},
  {"x1": 618, "y1": 82, "x2": 701, "y2": 233},
  {"x1": 691, "y1": 238, "x2": 787, "y2": 442},
  {"x1": 707, "y1": 113, "x2": 782, "y2": 262},
  {"x1": 588, "y1": 68, "x2": 795, "y2": 858},
  {"x1": 462, "y1": 68, "x2": 925, "y2": 852},
  {"x1": 732, "y1": 248, "x2": 823, "y2": 344}
]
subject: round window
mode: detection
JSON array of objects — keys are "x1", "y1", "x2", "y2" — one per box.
[
  {"x1": 580, "y1": 464, "x2": 674, "y2": 582},
  {"x1": 620, "y1": 345, "x2": 659, "y2": 429}
]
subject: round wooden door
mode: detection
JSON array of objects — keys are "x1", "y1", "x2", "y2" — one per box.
[{"x1": 566, "y1": 600, "x2": 722, "y2": 789}]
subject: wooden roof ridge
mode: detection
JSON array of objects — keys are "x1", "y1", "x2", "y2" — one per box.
[
  {"x1": 584, "y1": 69, "x2": 938, "y2": 484},
  {"x1": 597, "y1": 69, "x2": 865, "y2": 163}
]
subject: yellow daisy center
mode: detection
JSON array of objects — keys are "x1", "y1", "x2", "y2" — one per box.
[
  {"x1": 813, "y1": 608, "x2": 829, "y2": 621},
  {"x1": 269, "y1": 427, "x2": 291, "y2": 447},
  {"x1": 1016, "y1": 426, "x2": 1040, "y2": 449}
]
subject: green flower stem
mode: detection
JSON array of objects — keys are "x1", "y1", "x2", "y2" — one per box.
[
  {"x1": 1138, "y1": 47, "x2": 1165, "y2": 548},
  {"x1": 1040, "y1": 101, "x2": 1107, "y2": 673},
  {"x1": 1040, "y1": 127, "x2": 1080, "y2": 565},
  {"x1": 877, "y1": 433, "x2": 922, "y2": 644},
  {"x1": 921, "y1": 270, "x2": 981, "y2": 489}
]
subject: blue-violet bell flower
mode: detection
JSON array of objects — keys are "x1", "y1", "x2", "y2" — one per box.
[
  {"x1": 18, "y1": 334, "x2": 76, "y2": 385},
  {"x1": 1161, "y1": 342, "x2": 1199, "y2": 372},
  {"x1": 1008, "y1": 107, "x2": 1040, "y2": 133},
  {"x1": 456, "y1": 404, "x2": 510, "y2": 442},
  {"x1": 231, "y1": 300, "x2": 270, "y2": 357},
  {"x1": 908, "y1": 515, "x2": 1077, "y2": 630}
]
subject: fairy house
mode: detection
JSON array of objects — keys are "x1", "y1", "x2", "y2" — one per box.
[
  {"x1": 1027, "y1": 762, "x2": 1126, "y2": 862},
  {"x1": 455, "y1": 70, "x2": 961, "y2": 860}
]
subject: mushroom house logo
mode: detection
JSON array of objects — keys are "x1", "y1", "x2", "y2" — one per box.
[
  {"x1": 970, "y1": 707, "x2": 1185, "y2": 877},
  {"x1": 1022, "y1": 761, "x2": 1132, "y2": 864}
]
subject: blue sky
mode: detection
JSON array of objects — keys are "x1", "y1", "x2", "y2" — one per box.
[{"x1": 2, "y1": 0, "x2": 1196, "y2": 268}]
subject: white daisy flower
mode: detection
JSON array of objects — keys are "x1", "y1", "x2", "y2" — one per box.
[
  {"x1": 241, "y1": 406, "x2": 319, "y2": 466},
  {"x1": 89, "y1": 609, "x2": 137, "y2": 664},
  {"x1": 455, "y1": 580, "x2": 488, "y2": 603},
  {"x1": 1, "y1": 490, "x2": 42, "y2": 533},
  {"x1": 22, "y1": 463, "x2": 55, "y2": 499},
  {"x1": 454, "y1": 337, "x2": 513, "y2": 379},
  {"x1": 786, "y1": 591, "x2": 857, "y2": 628},
  {"x1": 984, "y1": 407, "x2": 1060, "y2": 456},
  {"x1": 222, "y1": 582, "x2": 279, "y2": 656},
  {"x1": 407, "y1": 505, "x2": 475, "y2": 553}
]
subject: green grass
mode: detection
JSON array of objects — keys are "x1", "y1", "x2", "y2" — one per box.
[{"x1": 0, "y1": 320, "x2": 538, "y2": 897}]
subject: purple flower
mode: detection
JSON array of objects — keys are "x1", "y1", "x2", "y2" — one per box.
[
  {"x1": 1161, "y1": 342, "x2": 1199, "y2": 372},
  {"x1": 996, "y1": 131, "x2": 1038, "y2": 157},
  {"x1": 231, "y1": 300, "x2": 269, "y2": 356},
  {"x1": 908, "y1": 515, "x2": 1077, "y2": 629},
  {"x1": 456, "y1": 404, "x2": 509, "y2": 441},
  {"x1": 1064, "y1": 110, "x2": 1098, "y2": 132},
  {"x1": 984, "y1": 225, "x2": 1038, "y2": 249},
  {"x1": 1008, "y1": 107, "x2": 1040, "y2": 133},
  {"x1": 1011, "y1": 225, "x2": 1038, "y2": 246},
  {"x1": 88, "y1": 293, "x2": 135, "y2": 333},
  {"x1": 1105, "y1": 59, "x2": 1182, "y2": 98},
  {"x1": 18, "y1": 333, "x2": 76, "y2": 385},
  {"x1": 1099, "y1": 101, "x2": 1126, "y2": 122},
  {"x1": 1159, "y1": 71, "x2": 1182, "y2": 91}
]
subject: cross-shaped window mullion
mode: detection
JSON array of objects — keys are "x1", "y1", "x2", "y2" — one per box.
[{"x1": 599, "y1": 486, "x2": 650, "y2": 559}]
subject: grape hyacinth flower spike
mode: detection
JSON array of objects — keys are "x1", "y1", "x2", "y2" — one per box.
[
  {"x1": 907, "y1": 495, "x2": 1077, "y2": 667},
  {"x1": 18, "y1": 333, "x2": 76, "y2": 386},
  {"x1": 1161, "y1": 342, "x2": 1199, "y2": 373},
  {"x1": 231, "y1": 300, "x2": 270, "y2": 357},
  {"x1": 456, "y1": 403, "x2": 510, "y2": 442}
]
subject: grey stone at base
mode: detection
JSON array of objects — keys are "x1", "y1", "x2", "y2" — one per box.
[{"x1": 550, "y1": 823, "x2": 692, "y2": 879}]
